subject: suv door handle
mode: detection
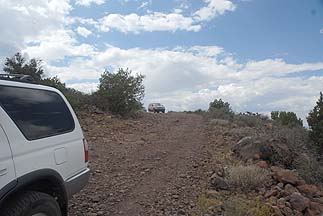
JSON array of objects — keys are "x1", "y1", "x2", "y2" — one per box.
[{"x1": 0, "y1": 167, "x2": 8, "y2": 176}]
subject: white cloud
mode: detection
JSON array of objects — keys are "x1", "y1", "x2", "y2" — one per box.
[
  {"x1": 23, "y1": 29, "x2": 96, "y2": 63},
  {"x1": 36, "y1": 45, "x2": 323, "y2": 121},
  {"x1": 0, "y1": 0, "x2": 72, "y2": 60},
  {"x1": 97, "y1": 0, "x2": 236, "y2": 33},
  {"x1": 194, "y1": 0, "x2": 236, "y2": 21},
  {"x1": 138, "y1": 1, "x2": 149, "y2": 10},
  {"x1": 76, "y1": 26, "x2": 92, "y2": 37},
  {"x1": 67, "y1": 82, "x2": 98, "y2": 93},
  {"x1": 98, "y1": 12, "x2": 201, "y2": 33},
  {"x1": 75, "y1": 0, "x2": 105, "y2": 7}
]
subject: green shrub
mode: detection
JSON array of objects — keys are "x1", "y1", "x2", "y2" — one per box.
[
  {"x1": 208, "y1": 99, "x2": 234, "y2": 121},
  {"x1": 307, "y1": 92, "x2": 323, "y2": 153},
  {"x1": 3, "y1": 52, "x2": 44, "y2": 82},
  {"x1": 96, "y1": 68, "x2": 145, "y2": 116},
  {"x1": 271, "y1": 111, "x2": 303, "y2": 127},
  {"x1": 41, "y1": 76, "x2": 90, "y2": 110}
]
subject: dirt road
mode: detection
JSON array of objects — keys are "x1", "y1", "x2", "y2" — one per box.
[{"x1": 69, "y1": 112, "x2": 212, "y2": 216}]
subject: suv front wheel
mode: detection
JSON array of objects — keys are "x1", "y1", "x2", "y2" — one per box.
[{"x1": 3, "y1": 191, "x2": 62, "y2": 216}]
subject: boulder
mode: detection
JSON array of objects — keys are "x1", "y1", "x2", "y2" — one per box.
[
  {"x1": 297, "y1": 184, "x2": 318, "y2": 198},
  {"x1": 284, "y1": 184, "x2": 299, "y2": 195},
  {"x1": 289, "y1": 192, "x2": 310, "y2": 212},
  {"x1": 308, "y1": 201, "x2": 323, "y2": 215},
  {"x1": 273, "y1": 169, "x2": 301, "y2": 186},
  {"x1": 265, "y1": 189, "x2": 278, "y2": 198},
  {"x1": 232, "y1": 137, "x2": 293, "y2": 166},
  {"x1": 210, "y1": 175, "x2": 229, "y2": 191},
  {"x1": 232, "y1": 137, "x2": 267, "y2": 161}
]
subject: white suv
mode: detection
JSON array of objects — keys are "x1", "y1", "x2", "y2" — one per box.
[{"x1": 0, "y1": 78, "x2": 90, "y2": 216}]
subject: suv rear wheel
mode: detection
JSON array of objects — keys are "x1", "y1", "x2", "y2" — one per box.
[{"x1": 3, "y1": 191, "x2": 62, "y2": 216}]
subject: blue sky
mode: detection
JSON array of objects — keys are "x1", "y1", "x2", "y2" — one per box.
[{"x1": 1, "y1": 0, "x2": 323, "y2": 119}]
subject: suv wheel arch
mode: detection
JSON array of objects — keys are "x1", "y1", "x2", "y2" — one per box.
[{"x1": 0, "y1": 169, "x2": 68, "y2": 216}]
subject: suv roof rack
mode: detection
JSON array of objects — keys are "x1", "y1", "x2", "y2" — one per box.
[{"x1": 0, "y1": 74, "x2": 35, "y2": 83}]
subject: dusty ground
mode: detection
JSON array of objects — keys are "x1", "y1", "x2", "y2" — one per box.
[{"x1": 69, "y1": 112, "x2": 216, "y2": 216}]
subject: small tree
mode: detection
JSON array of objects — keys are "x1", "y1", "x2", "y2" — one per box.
[
  {"x1": 208, "y1": 99, "x2": 234, "y2": 120},
  {"x1": 96, "y1": 68, "x2": 145, "y2": 116},
  {"x1": 307, "y1": 92, "x2": 323, "y2": 153},
  {"x1": 271, "y1": 111, "x2": 303, "y2": 127},
  {"x1": 41, "y1": 76, "x2": 89, "y2": 110},
  {"x1": 3, "y1": 52, "x2": 44, "y2": 81}
]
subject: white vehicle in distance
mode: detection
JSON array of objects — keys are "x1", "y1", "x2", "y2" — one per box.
[
  {"x1": 0, "y1": 74, "x2": 90, "y2": 216},
  {"x1": 148, "y1": 103, "x2": 166, "y2": 113}
]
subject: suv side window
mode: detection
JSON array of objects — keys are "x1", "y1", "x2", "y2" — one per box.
[{"x1": 0, "y1": 85, "x2": 75, "y2": 141}]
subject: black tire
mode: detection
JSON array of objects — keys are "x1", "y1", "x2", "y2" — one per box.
[{"x1": 2, "y1": 191, "x2": 62, "y2": 216}]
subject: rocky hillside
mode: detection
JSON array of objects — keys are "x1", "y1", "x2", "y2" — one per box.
[{"x1": 68, "y1": 111, "x2": 323, "y2": 216}]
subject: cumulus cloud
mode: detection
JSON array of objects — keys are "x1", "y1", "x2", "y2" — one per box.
[
  {"x1": 98, "y1": 12, "x2": 201, "y2": 33},
  {"x1": 97, "y1": 0, "x2": 235, "y2": 33},
  {"x1": 36, "y1": 45, "x2": 323, "y2": 121},
  {"x1": 23, "y1": 29, "x2": 96, "y2": 63},
  {"x1": 75, "y1": 0, "x2": 105, "y2": 7},
  {"x1": 76, "y1": 26, "x2": 92, "y2": 37},
  {"x1": 194, "y1": 0, "x2": 236, "y2": 21},
  {"x1": 0, "y1": 0, "x2": 72, "y2": 60}
]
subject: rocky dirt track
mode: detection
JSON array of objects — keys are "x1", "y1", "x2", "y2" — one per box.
[{"x1": 69, "y1": 112, "x2": 214, "y2": 216}]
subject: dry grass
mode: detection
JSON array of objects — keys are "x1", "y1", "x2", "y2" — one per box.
[
  {"x1": 225, "y1": 165, "x2": 270, "y2": 191},
  {"x1": 224, "y1": 197, "x2": 250, "y2": 216},
  {"x1": 224, "y1": 197, "x2": 271, "y2": 216},
  {"x1": 197, "y1": 194, "x2": 220, "y2": 214}
]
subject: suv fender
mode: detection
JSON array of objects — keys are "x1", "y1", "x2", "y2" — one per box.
[{"x1": 0, "y1": 169, "x2": 68, "y2": 216}]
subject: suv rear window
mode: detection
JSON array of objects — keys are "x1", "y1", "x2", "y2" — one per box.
[{"x1": 0, "y1": 85, "x2": 75, "y2": 140}]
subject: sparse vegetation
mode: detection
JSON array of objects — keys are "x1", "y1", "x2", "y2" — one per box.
[
  {"x1": 2, "y1": 53, "x2": 146, "y2": 116},
  {"x1": 234, "y1": 112, "x2": 269, "y2": 128},
  {"x1": 3, "y1": 52, "x2": 44, "y2": 81},
  {"x1": 197, "y1": 195, "x2": 220, "y2": 214},
  {"x1": 208, "y1": 99, "x2": 235, "y2": 121},
  {"x1": 224, "y1": 197, "x2": 250, "y2": 216},
  {"x1": 307, "y1": 92, "x2": 323, "y2": 153},
  {"x1": 41, "y1": 76, "x2": 90, "y2": 110},
  {"x1": 95, "y1": 68, "x2": 145, "y2": 116},
  {"x1": 225, "y1": 165, "x2": 270, "y2": 191},
  {"x1": 271, "y1": 111, "x2": 303, "y2": 127}
]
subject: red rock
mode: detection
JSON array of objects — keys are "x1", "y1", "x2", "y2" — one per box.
[
  {"x1": 316, "y1": 190, "x2": 323, "y2": 197},
  {"x1": 289, "y1": 192, "x2": 310, "y2": 212},
  {"x1": 257, "y1": 160, "x2": 268, "y2": 169},
  {"x1": 265, "y1": 189, "x2": 278, "y2": 198},
  {"x1": 297, "y1": 184, "x2": 318, "y2": 198},
  {"x1": 271, "y1": 166, "x2": 282, "y2": 173},
  {"x1": 309, "y1": 201, "x2": 323, "y2": 214},
  {"x1": 274, "y1": 169, "x2": 300, "y2": 186}
]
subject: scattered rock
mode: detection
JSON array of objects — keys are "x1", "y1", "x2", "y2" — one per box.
[
  {"x1": 297, "y1": 184, "x2": 318, "y2": 198},
  {"x1": 308, "y1": 201, "x2": 323, "y2": 215},
  {"x1": 284, "y1": 184, "x2": 299, "y2": 195},
  {"x1": 289, "y1": 192, "x2": 310, "y2": 212},
  {"x1": 274, "y1": 169, "x2": 301, "y2": 186},
  {"x1": 210, "y1": 176, "x2": 229, "y2": 191},
  {"x1": 265, "y1": 189, "x2": 278, "y2": 198},
  {"x1": 205, "y1": 190, "x2": 218, "y2": 198},
  {"x1": 256, "y1": 160, "x2": 268, "y2": 169}
]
